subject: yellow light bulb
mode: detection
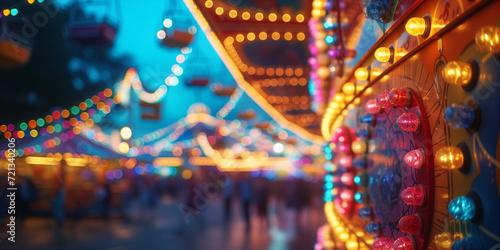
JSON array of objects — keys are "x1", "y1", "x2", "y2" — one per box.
[
  {"x1": 435, "y1": 232, "x2": 453, "y2": 250},
  {"x1": 405, "y1": 17, "x2": 428, "y2": 37},
  {"x1": 475, "y1": 26, "x2": 500, "y2": 55},
  {"x1": 120, "y1": 127, "x2": 132, "y2": 140},
  {"x1": 118, "y1": 142, "x2": 130, "y2": 154},
  {"x1": 342, "y1": 82, "x2": 355, "y2": 95},
  {"x1": 442, "y1": 61, "x2": 472, "y2": 85},
  {"x1": 334, "y1": 93, "x2": 345, "y2": 102},
  {"x1": 339, "y1": 233, "x2": 349, "y2": 242},
  {"x1": 375, "y1": 47, "x2": 392, "y2": 62},
  {"x1": 354, "y1": 67, "x2": 369, "y2": 81},
  {"x1": 346, "y1": 240, "x2": 359, "y2": 249},
  {"x1": 352, "y1": 141, "x2": 367, "y2": 154},
  {"x1": 435, "y1": 146, "x2": 464, "y2": 170}
]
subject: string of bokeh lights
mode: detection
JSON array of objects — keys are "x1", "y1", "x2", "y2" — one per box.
[{"x1": 1, "y1": 0, "x2": 46, "y2": 19}]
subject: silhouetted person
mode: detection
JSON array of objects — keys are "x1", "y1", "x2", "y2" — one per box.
[
  {"x1": 222, "y1": 178, "x2": 234, "y2": 223},
  {"x1": 53, "y1": 159, "x2": 67, "y2": 242},
  {"x1": 254, "y1": 177, "x2": 270, "y2": 228},
  {"x1": 238, "y1": 175, "x2": 252, "y2": 231}
]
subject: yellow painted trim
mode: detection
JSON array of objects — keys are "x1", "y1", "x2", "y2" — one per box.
[{"x1": 183, "y1": 0, "x2": 324, "y2": 145}]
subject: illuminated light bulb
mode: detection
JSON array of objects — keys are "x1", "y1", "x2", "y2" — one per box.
[
  {"x1": 120, "y1": 127, "x2": 132, "y2": 140},
  {"x1": 442, "y1": 61, "x2": 478, "y2": 89},
  {"x1": 341, "y1": 172, "x2": 354, "y2": 185},
  {"x1": 475, "y1": 26, "x2": 500, "y2": 57},
  {"x1": 340, "y1": 189, "x2": 353, "y2": 201},
  {"x1": 375, "y1": 47, "x2": 393, "y2": 63},
  {"x1": 360, "y1": 113, "x2": 374, "y2": 125},
  {"x1": 400, "y1": 185, "x2": 425, "y2": 206},
  {"x1": 435, "y1": 146, "x2": 464, "y2": 170},
  {"x1": 451, "y1": 237, "x2": 482, "y2": 250},
  {"x1": 444, "y1": 103, "x2": 475, "y2": 129},
  {"x1": 342, "y1": 82, "x2": 356, "y2": 95},
  {"x1": 397, "y1": 113, "x2": 420, "y2": 133},
  {"x1": 393, "y1": 236, "x2": 415, "y2": 250},
  {"x1": 354, "y1": 173, "x2": 368, "y2": 186},
  {"x1": 404, "y1": 148, "x2": 425, "y2": 169},
  {"x1": 118, "y1": 142, "x2": 130, "y2": 154},
  {"x1": 435, "y1": 232, "x2": 453, "y2": 250},
  {"x1": 354, "y1": 191, "x2": 367, "y2": 204},
  {"x1": 359, "y1": 206, "x2": 371, "y2": 219},
  {"x1": 405, "y1": 17, "x2": 430, "y2": 37},
  {"x1": 448, "y1": 196, "x2": 476, "y2": 221},
  {"x1": 377, "y1": 90, "x2": 392, "y2": 108},
  {"x1": 352, "y1": 141, "x2": 367, "y2": 154},
  {"x1": 355, "y1": 67, "x2": 369, "y2": 81},
  {"x1": 365, "y1": 99, "x2": 381, "y2": 114},
  {"x1": 365, "y1": 222, "x2": 380, "y2": 236},
  {"x1": 398, "y1": 214, "x2": 422, "y2": 234},
  {"x1": 373, "y1": 237, "x2": 391, "y2": 250},
  {"x1": 389, "y1": 88, "x2": 411, "y2": 107},
  {"x1": 339, "y1": 155, "x2": 352, "y2": 167}
]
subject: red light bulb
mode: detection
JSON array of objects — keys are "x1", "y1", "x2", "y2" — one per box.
[
  {"x1": 389, "y1": 88, "x2": 411, "y2": 107},
  {"x1": 341, "y1": 172, "x2": 354, "y2": 185},
  {"x1": 393, "y1": 236, "x2": 415, "y2": 250},
  {"x1": 373, "y1": 237, "x2": 392, "y2": 250},
  {"x1": 365, "y1": 99, "x2": 381, "y2": 114},
  {"x1": 397, "y1": 113, "x2": 420, "y2": 133},
  {"x1": 400, "y1": 186, "x2": 425, "y2": 206},
  {"x1": 377, "y1": 90, "x2": 392, "y2": 108},
  {"x1": 404, "y1": 148, "x2": 425, "y2": 169},
  {"x1": 398, "y1": 214, "x2": 422, "y2": 235}
]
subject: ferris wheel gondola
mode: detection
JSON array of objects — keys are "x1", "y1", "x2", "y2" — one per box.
[
  {"x1": 67, "y1": 0, "x2": 120, "y2": 46},
  {"x1": 0, "y1": 18, "x2": 33, "y2": 69}
]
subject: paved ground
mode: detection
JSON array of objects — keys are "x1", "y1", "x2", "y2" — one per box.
[{"x1": 0, "y1": 197, "x2": 325, "y2": 250}]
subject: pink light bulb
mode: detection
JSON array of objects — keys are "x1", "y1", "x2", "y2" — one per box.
[
  {"x1": 373, "y1": 237, "x2": 392, "y2": 250},
  {"x1": 400, "y1": 186, "x2": 426, "y2": 206},
  {"x1": 389, "y1": 88, "x2": 411, "y2": 107},
  {"x1": 397, "y1": 113, "x2": 420, "y2": 133},
  {"x1": 339, "y1": 155, "x2": 352, "y2": 168},
  {"x1": 340, "y1": 189, "x2": 353, "y2": 201},
  {"x1": 365, "y1": 99, "x2": 381, "y2": 114},
  {"x1": 377, "y1": 91, "x2": 392, "y2": 108},
  {"x1": 393, "y1": 236, "x2": 415, "y2": 250},
  {"x1": 404, "y1": 148, "x2": 425, "y2": 169},
  {"x1": 341, "y1": 172, "x2": 354, "y2": 185},
  {"x1": 398, "y1": 214, "x2": 422, "y2": 235}
]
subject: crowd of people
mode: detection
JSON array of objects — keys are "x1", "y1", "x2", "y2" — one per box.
[{"x1": 0, "y1": 168, "x2": 324, "y2": 243}]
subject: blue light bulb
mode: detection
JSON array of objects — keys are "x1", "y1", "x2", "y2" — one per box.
[
  {"x1": 365, "y1": 0, "x2": 386, "y2": 22},
  {"x1": 444, "y1": 103, "x2": 475, "y2": 128},
  {"x1": 359, "y1": 206, "x2": 371, "y2": 219},
  {"x1": 354, "y1": 173, "x2": 368, "y2": 186},
  {"x1": 324, "y1": 182, "x2": 334, "y2": 190},
  {"x1": 324, "y1": 174, "x2": 333, "y2": 182},
  {"x1": 325, "y1": 35, "x2": 338, "y2": 45},
  {"x1": 452, "y1": 236, "x2": 482, "y2": 250},
  {"x1": 366, "y1": 222, "x2": 380, "y2": 236},
  {"x1": 355, "y1": 191, "x2": 368, "y2": 204},
  {"x1": 360, "y1": 113, "x2": 374, "y2": 124},
  {"x1": 448, "y1": 196, "x2": 476, "y2": 221}
]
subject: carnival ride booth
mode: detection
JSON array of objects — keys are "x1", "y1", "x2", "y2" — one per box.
[
  {"x1": 159, "y1": 0, "x2": 195, "y2": 48},
  {"x1": 68, "y1": 0, "x2": 120, "y2": 46},
  {"x1": 0, "y1": 18, "x2": 33, "y2": 69}
]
